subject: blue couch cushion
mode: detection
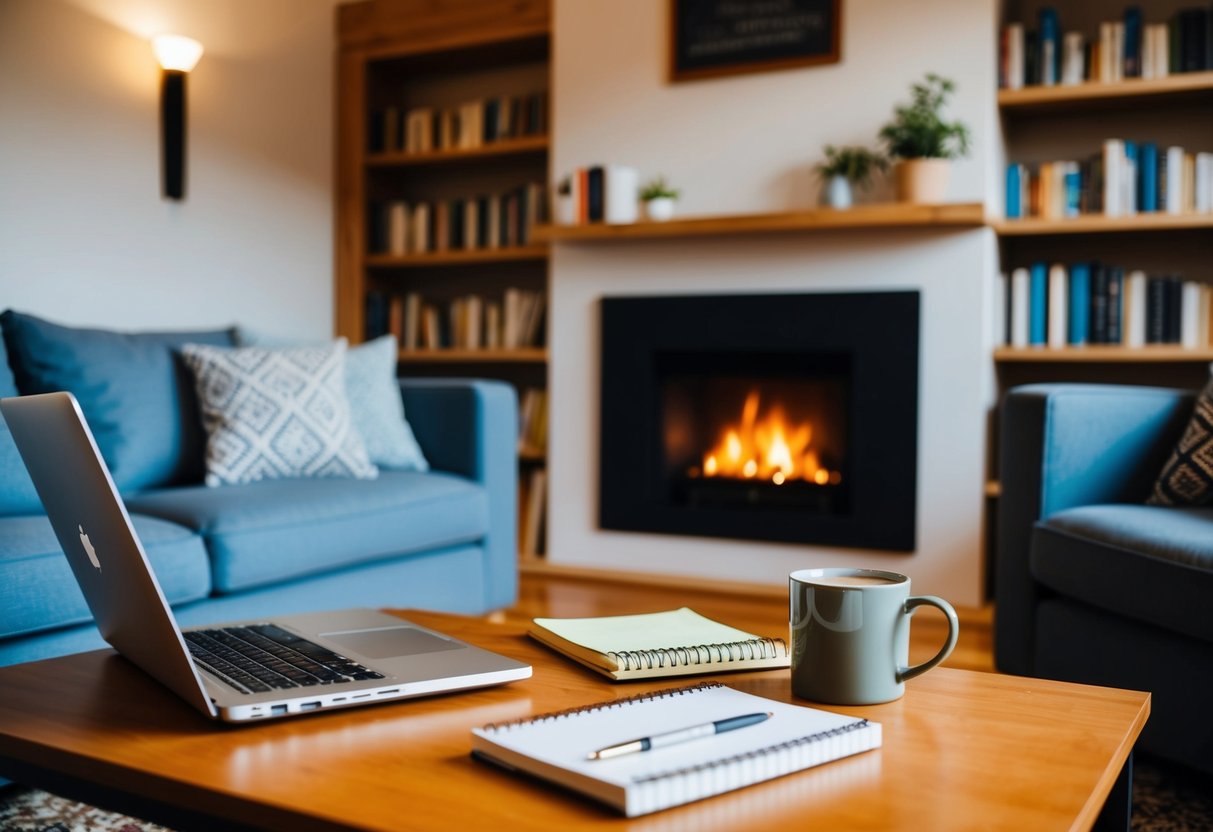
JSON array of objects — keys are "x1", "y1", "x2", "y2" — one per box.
[
  {"x1": 0, "y1": 329, "x2": 41, "y2": 516},
  {"x1": 1031, "y1": 504, "x2": 1213, "y2": 643},
  {"x1": 0, "y1": 514, "x2": 212, "y2": 639},
  {"x1": 125, "y1": 470, "x2": 489, "y2": 593},
  {"x1": 0, "y1": 310, "x2": 235, "y2": 493}
]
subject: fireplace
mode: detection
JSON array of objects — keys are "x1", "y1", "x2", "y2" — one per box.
[{"x1": 599, "y1": 292, "x2": 919, "y2": 551}]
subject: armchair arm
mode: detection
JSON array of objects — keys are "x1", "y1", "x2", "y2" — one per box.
[
  {"x1": 398, "y1": 379, "x2": 518, "y2": 610},
  {"x1": 995, "y1": 383, "x2": 1194, "y2": 675}
]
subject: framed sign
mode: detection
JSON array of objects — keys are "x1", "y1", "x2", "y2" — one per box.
[{"x1": 670, "y1": 0, "x2": 841, "y2": 83}]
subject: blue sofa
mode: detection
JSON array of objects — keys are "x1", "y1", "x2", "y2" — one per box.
[
  {"x1": 0, "y1": 315, "x2": 518, "y2": 667},
  {"x1": 996, "y1": 383, "x2": 1213, "y2": 775}
]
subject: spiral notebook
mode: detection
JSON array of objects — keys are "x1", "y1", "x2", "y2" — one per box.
[
  {"x1": 470, "y1": 682, "x2": 881, "y2": 817},
  {"x1": 527, "y1": 608, "x2": 790, "y2": 681}
]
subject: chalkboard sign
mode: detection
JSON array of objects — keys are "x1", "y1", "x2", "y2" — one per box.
[{"x1": 670, "y1": 0, "x2": 841, "y2": 82}]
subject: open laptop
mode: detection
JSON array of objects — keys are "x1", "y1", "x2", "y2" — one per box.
[{"x1": 0, "y1": 391, "x2": 531, "y2": 722}]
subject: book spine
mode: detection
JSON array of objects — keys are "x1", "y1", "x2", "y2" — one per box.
[
  {"x1": 1006, "y1": 164, "x2": 1023, "y2": 219},
  {"x1": 1068, "y1": 263, "x2": 1090, "y2": 345},
  {"x1": 1165, "y1": 146, "x2": 1185, "y2": 214},
  {"x1": 1039, "y1": 8, "x2": 1060, "y2": 85},
  {"x1": 1106, "y1": 267, "x2": 1123, "y2": 344},
  {"x1": 1011, "y1": 267, "x2": 1030, "y2": 347},
  {"x1": 1123, "y1": 6, "x2": 1143, "y2": 77},
  {"x1": 1090, "y1": 264, "x2": 1109, "y2": 344},
  {"x1": 1125, "y1": 270, "x2": 1147, "y2": 348},
  {"x1": 1181, "y1": 280, "x2": 1202, "y2": 347},
  {"x1": 1146, "y1": 276, "x2": 1167, "y2": 343},
  {"x1": 1138, "y1": 142, "x2": 1158, "y2": 212},
  {"x1": 1164, "y1": 276, "x2": 1183, "y2": 343},
  {"x1": 1062, "y1": 31, "x2": 1085, "y2": 84},
  {"x1": 1029, "y1": 263, "x2": 1048, "y2": 345},
  {"x1": 1048, "y1": 264, "x2": 1068, "y2": 348}
]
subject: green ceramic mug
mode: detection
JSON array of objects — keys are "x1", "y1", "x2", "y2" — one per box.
[{"x1": 789, "y1": 568, "x2": 959, "y2": 705}]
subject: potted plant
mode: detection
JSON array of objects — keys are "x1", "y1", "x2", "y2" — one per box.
[
  {"x1": 814, "y1": 145, "x2": 887, "y2": 209},
  {"x1": 640, "y1": 176, "x2": 680, "y2": 221},
  {"x1": 878, "y1": 73, "x2": 971, "y2": 203}
]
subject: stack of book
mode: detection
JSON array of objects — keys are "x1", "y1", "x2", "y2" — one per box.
[
  {"x1": 1006, "y1": 141, "x2": 1213, "y2": 219},
  {"x1": 997, "y1": 264, "x2": 1213, "y2": 349},
  {"x1": 364, "y1": 287, "x2": 546, "y2": 350},
  {"x1": 557, "y1": 165, "x2": 640, "y2": 225},
  {"x1": 369, "y1": 184, "x2": 548, "y2": 254},
  {"x1": 369, "y1": 92, "x2": 549, "y2": 154},
  {"x1": 1000, "y1": 6, "x2": 1212, "y2": 89},
  {"x1": 518, "y1": 388, "x2": 548, "y2": 458}
]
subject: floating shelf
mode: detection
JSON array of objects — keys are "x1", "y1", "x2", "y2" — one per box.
[
  {"x1": 366, "y1": 135, "x2": 549, "y2": 168},
  {"x1": 994, "y1": 346, "x2": 1213, "y2": 363},
  {"x1": 518, "y1": 446, "x2": 546, "y2": 463},
  {"x1": 366, "y1": 245, "x2": 548, "y2": 268},
  {"x1": 984, "y1": 480, "x2": 1001, "y2": 498},
  {"x1": 533, "y1": 202, "x2": 987, "y2": 243},
  {"x1": 396, "y1": 348, "x2": 548, "y2": 364},
  {"x1": 992, "y1": 213, "x2": 1213, "y2": 236},
  {"x1": 998, "y1": 71, "x2": 1213, "y2": 112}
]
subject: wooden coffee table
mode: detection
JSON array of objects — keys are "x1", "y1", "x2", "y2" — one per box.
[{"x1": 0, "y1": 609, "x2": 1148, "y2": 831}]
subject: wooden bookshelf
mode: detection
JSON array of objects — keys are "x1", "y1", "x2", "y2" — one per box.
[
  {"x1": 365, "y1": 245, "x2": 549, "y2": 268},
  {"x1": 998, "y1": 71, "x2": 1213, "y2": 113},
  {"x1": 396, "y1": 348, "x2": 548, "y2": 364},
  {"x1": 366, "y1": 135, "x2": 549, "y2": 168},
  {"x1": 534, "y1": 202, "x2": 987, "y2": 243},
  {"x1": 992, "y1": 213, "x2": 1213, "y2": 236},
  {"x1": 994, "y1": 346, "x2": 1213, "y2": 363}
]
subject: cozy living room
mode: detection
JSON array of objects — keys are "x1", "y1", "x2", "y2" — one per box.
[{"x1": 1, "y1": 0, "x2": 1212, "y2": 829}]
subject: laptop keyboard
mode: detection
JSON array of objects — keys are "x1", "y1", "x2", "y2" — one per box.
[{"x1": 184, "y1": 624, "x2": 385, "y2": 695}]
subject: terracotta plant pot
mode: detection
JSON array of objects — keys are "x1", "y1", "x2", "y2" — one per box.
[{"x1": 895, "y1": 158, "x2": 951, "y2": 203}]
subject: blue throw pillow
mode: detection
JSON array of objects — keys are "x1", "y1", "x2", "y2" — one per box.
[
  {"x1": 0, "y1": 327, "x2": 42, "y2": 516},
  {"x1": 0, "y1": 310, "x2": 236, "y2": 493}
]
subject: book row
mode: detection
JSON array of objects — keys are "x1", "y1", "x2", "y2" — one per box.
[
  {"x1": 1006, "y1": 142, "x2": 1213, "y2": 219},
  {"x1": 518, "y1": 387, "x2": 548, "y2": 458},
  {"x1": 996, "y1": 264, "x2": 1213, "y2": 349},
  {"x1": 999, "y1": 6, "x2": 1212, "y2": 89},
  {"x1": 369, "y1": 184, "x2": 548, "y2": 255},
  {"x1": 364, "y1": 288, "x2": 545, "y2": 351},
  {"x1": 369, "y1": 92, "x2": 549, "y2": 155},
  {"x1": 557, "y1": 165, "x2": 640, "y2": 226}
]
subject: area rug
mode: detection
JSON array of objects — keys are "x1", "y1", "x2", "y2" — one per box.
[{"x1": 1, "y1": 755, "x2": 1210, "y2": 830}]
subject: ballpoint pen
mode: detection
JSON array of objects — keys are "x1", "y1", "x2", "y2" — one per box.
[{"x1": 586, "y1": 712, "x2": 772, "y2": 760}]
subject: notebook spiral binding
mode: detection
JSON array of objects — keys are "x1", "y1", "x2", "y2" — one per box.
[
  {"x1": 631, "y1": 719, "x2": 872, "y2": 785},
  {"x1": 607, "y1": 637, "x2": 788, "y2": 672},
  {"x1": 482, "y1": 681, "x2": 726, "y2": 733}
]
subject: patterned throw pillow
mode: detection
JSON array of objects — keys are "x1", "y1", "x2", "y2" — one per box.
[
  {"x1": 180, "y1": 340, "x2": 377, "y2": 487},
  {"x1": 1148, "y1": 372, "x2": 1213, "y2": 506}
]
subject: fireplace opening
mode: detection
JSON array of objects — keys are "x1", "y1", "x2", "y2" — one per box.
[
  {"x1": 659, "y1": 352, "x2": 850, "y2": 514},
  {"x1": 600, "y1": 291, "x2": 919, "y2": 551}
]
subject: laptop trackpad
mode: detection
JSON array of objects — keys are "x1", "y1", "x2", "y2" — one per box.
[{"x1": 322, "y1": 626, "x2": 464, "y2": 659}]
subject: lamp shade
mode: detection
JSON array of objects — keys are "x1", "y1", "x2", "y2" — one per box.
[{"x1": 153, "y1": 35, "x2": 203, "y2": 72}]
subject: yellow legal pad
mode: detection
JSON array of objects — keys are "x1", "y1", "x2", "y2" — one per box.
[{"x1": 527, "y1": 607, "x2": 790, "y2": 681}]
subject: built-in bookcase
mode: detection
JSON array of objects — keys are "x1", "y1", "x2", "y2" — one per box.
[
  {"x1": 336, "y1": 0, "x2": 552, "y2": 560},
  {"x1": 989, "y1": 2, "x2": 1213, "y2": 524}
]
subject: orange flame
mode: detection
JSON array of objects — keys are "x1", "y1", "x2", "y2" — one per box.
[{"x1": 700, "y1": 391, "x2": 840, "y2": 485}]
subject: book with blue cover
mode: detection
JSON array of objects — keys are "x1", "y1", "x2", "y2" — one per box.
[
  {"x1": 1068, "y1": 263, "x2": 1090, "y2": 345},
  {"x1": 1139, "y1": 143, "x2": 1158, "y2": 212},
  {"x1": 1029, "y1": 263, "x2": 1048, "y2": 345}
]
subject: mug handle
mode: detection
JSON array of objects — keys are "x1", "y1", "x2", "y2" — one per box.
[{"x1": 896, "y1": 595, "x2": 959, "y2": 683}]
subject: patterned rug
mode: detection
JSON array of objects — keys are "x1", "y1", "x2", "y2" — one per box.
[{"x1": 0, "y1": 754, "x2": 1210, "y2": 830}]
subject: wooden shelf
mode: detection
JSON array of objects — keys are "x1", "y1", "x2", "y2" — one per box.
[
  {"x1": 365, "y1": 245, "x2": 548, "y2": 268},
  {"x1": 994, "y1": 346, "x2": 1213, "y2": 363},
  {"x1": 533, "y1": 203, "x2": 987, "y2": 243},
  {"x1": 397, "y1": 348, "x2": 547, "y2": 364},
  {"x1": 518, "y1": 446, "x2": 546, "y2": 463},
  {"x1": 366, "y1": 135, "x2": 549, "y2": 168},
  {"x1": 984, "y1": 481, "x2": 1001, "y2": 499},
  {"x1": 998, "y1": 71, "x2": 1213, "y2": 112},
  {"x1": 992, "y1": 213, "x2": 1213, "y2": 236}
]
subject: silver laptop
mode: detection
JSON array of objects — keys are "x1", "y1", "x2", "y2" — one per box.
[{"x1": 0, "y1": 391, "x2": 531, "y2": 722}]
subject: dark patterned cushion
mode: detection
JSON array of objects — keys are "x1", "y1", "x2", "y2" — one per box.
[
  {"x1": 180, "y1": 340, "x2": 377, "y2": 487},
  {"x1": 1148, "y1": 373, "x2": 1213, "y2": 506}
]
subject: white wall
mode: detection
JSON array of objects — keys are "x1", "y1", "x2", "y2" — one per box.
[
  {"x1": 549, "y1": 0, "x2": 1000, "y2": 606},
  {"x1": 0, "y1": 0, "x2": 342, "y2": 340}
]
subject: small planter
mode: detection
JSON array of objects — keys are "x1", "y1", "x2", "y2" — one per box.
[
  {"x1": 645, "y1": 197, "x2": 676, "y2": 222},
  {"x1": 555, "y1": 194, "x2": 577, "y2": 225},
  {"x1": 895, "y1": 159, "x2": 952, "y2": 204},
  {"x1": 824, "y1": 175, "x2": 853, "y2": 209}
]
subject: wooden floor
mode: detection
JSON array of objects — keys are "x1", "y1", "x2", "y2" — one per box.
[{"x1": 497, "y1": 567, "x2": 995, "y2": 673}]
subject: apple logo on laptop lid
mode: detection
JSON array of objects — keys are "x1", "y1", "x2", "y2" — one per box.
[{"x1": 79, "y1": 525, "x2": 101, "y2": 570}]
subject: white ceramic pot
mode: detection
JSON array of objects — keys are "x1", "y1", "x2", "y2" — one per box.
[
  {"x1": 895, "y1": 159, "x2": 951, "y2": 204},
  {"x1": 645, "y1": 197, "x2": 675, "y2": 222},
  {"x1": 555, "y1": 195, "x2": 576, "y2": 225},
  {"x1": 824, "y1": 175, "x2": 853, "y2": 209}
]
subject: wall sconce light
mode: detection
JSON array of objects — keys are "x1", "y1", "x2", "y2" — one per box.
[{"x1": 152, "y1": 35, "x2": 203, "y2": 200}]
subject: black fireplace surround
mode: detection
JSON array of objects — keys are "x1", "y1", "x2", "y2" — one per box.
[{"x1": 599, "y1": 291, "x2": 919, "y2": 551}]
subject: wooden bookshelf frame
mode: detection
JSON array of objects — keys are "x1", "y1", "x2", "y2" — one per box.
[
  {"x1": 365, "y1": 245, "x2": 549, "y2": 268},
  {"x1": 534, "y1": 202, "x2": 986, "y2": 243},
  {"x1": 992, "y1": 213, "x2": 1213, "y2": 236},
  {"x1": 366, "y1": 135, "x2": 549, "y2": 168},
  {"x1": 994, "y1": 346, "x2": 1213, "y2": 363},
  {"x1": 998, "y1": 71, "x2": 1213, "y2": 112}
]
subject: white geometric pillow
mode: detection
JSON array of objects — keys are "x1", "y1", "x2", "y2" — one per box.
[{"x1": 180, "y1": 340, "x2": 378, "y2": 487}]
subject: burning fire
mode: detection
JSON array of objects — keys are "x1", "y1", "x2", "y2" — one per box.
[{"x1": 698, "y1": 391, "x2": 840, "y2": 486}]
